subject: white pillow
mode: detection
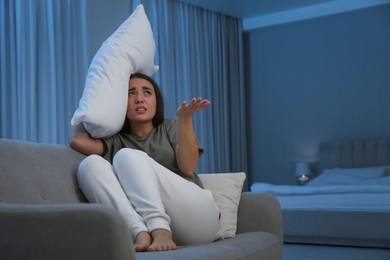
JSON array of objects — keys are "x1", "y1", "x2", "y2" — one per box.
[
  {"x1": 323, "y1": 166, "x2": 388, "y2": 178},
  {"x1": 71, "y1": 4, "x2": 158, "y2": 138},
  {"x1": 199, "y1": 172, "x2": 246, "y2": 240},
  {"x1": 307, "y1": 166, "x2": 389, "y2": 186}
]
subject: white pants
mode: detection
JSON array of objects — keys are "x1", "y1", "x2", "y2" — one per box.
[{"x1": 77, "y1": 148, "x2": 220, "y2": 245}]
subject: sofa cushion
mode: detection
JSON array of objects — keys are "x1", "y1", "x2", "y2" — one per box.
[
  {"x1": 0, "y1": 139, "x2": 86, "y2": 203},
  {"x1": 135, "y1": 232, "x2": 281, "y2": 260}
]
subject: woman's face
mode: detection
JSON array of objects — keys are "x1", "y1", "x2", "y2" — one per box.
[{"x1": 126, "y1": 77, "x2": 157, "y2": 126}]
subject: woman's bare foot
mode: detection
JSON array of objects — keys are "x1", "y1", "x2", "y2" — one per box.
[
  {"x1": 147, "y1": 229, "x2": 177, "y2": 252},
  {"x1": 134, "y1": 231, "x2": 152, "y2": 252}
]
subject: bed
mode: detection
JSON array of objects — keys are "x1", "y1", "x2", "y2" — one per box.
[{"x1": 250, "y1": 139, "x2": 390, "y2": 249}]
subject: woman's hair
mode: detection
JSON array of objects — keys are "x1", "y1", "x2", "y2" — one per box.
[{"x1": 121, "y1": 72, "x2": 165, "y2": 133}]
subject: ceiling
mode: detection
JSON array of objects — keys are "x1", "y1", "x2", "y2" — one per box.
[
  {"x1": 177, "y1": 0, "x2": 337, "y2": 19},
  {"x1": 177, "y1": 0, "x2": 390, "y2": 30}
]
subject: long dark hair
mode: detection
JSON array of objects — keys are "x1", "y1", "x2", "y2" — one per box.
[{"x1": 121, "y1": 73, "x2": 165, "y2": 133}]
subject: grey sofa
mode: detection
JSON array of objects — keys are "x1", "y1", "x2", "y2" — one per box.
[{"x1": 0, "y1": 138, "x2": 283, "y2": 260}]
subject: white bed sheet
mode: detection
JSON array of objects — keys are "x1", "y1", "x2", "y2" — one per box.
[
  {"x1": 250, "y1": 174, "x2": 390, "y2": 211},
  {"x1": 276, "y1": 193, "x2": 390, "y2": 211}
]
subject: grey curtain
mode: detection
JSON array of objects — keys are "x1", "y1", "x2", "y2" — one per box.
[
  {"x1": 137, "y1": 0, "x2": 247, "y2": 174},
  {"x1": 0, "y1": 0, "x2": 247, "y2": 176}
]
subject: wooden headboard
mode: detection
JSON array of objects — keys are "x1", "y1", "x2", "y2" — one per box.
[{"x1": 319, "y1": 139, "x2": 390, "y2": 171}]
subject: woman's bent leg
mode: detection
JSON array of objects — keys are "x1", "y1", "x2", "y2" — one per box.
[
  {"x1": 113, "y1": 149, "x2": 220, "y2": 246},
  {"x1": 113, "y1": 150, "x2": 171, "y2": 232},
  {"x1": 77, "y1": 154, "x2": 148, "y2": 240}
]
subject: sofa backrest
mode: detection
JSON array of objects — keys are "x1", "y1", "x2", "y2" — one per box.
[{"x1": 0, "y1": 139, "x2": 87, "y2": 204}]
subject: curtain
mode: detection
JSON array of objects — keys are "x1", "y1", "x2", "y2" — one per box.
[
  {"x1": 0, "y1": 0, "x2": 88, "y2": 144},
  {"x1": 134, "y1": 0, "x2": 247, "y2": 175},
  {"x1": 1, "y1": 0, "x2": 247, "y2": 181}
]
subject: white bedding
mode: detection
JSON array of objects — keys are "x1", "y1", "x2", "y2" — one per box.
[
  {"x1": 250, "y1": 181, "x2": 390, "y2": 196},
  {"x1": 250, "y1": 172, "x2": 390, "y2": 211},
  {"x1": 276, "y1": 193, "x2": 390, "y2": 211}
]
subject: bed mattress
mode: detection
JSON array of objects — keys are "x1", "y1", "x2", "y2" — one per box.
[
  {"x1": 251, "y1": 183, "x2": 390, "y2": 248},
  {"x1": 278, "y1": 194, "x2": 390, "y2": 248}
]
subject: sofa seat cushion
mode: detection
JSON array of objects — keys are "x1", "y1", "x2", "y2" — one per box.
[{"x1": 135, "y1": 232, "x2": 282, "y2": 260}]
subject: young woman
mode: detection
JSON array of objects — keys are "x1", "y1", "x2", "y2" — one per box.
[{"x1": 71, "y1": 73, "x2": 219, "y2": 252}]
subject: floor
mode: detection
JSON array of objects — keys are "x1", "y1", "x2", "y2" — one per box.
[{"x1": 283, "y1": 243, "x2": 390, "y2": 260}]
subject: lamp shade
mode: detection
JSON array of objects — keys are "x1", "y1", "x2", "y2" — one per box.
[{"x1": 295, "y1": 162, "x2": 311, "y2": 177}]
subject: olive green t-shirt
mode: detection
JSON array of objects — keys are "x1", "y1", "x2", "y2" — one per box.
[{"x1": 102, "y1": 118, "x2": 204, "y2": 188}]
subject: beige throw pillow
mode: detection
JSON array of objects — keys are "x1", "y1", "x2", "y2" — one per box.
[{"x1": 199, "y1": 172, "x2": 246, "y2": 240}]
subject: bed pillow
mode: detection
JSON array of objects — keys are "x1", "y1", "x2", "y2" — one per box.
[
  {"x1": 198, "y1": 172, "x2": 246, "y2": 240},
  {"x1": 307, "y1": 166, "x2": 389, "y2": 186},
  {"x1": 71, "y1": 4, "x2": 158, "y2": 138},
  {"x1": 325, "y1": 166, "x2": 388, "y2": 178}
]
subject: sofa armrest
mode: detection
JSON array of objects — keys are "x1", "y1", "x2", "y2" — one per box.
[
  {"x1": 0, "y1": 204, "x2": 135, "y2": 260},
  {"x1": 236, "y1": 192, "x2": 283, "y2": 243}
]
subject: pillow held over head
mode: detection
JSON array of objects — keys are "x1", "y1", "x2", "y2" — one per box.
[{"x1": 71, "y1": 4, "x2": 158, "y2": 138}]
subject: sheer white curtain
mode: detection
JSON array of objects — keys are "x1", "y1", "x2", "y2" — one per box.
[
  {"x1": 0, "y1": 0, "x2": 88, "y2": 144},
  {"x1": 136, "y1": 0, "x2": 247, "y2": 175}
]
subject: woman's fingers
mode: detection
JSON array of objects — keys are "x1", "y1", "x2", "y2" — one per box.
[
  {"x1": 187, "y1": 98, "x2": 210, "y2": 111},
  {"x1": 177, "y1": 98, "x2": 211, "y2": 116}
]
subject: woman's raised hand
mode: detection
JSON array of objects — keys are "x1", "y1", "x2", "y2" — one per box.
[{"x1": 177, "y1": 98, "x2": 211, "y2": 118}]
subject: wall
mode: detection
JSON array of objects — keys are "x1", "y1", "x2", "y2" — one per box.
[
  {"x1": 244, "y1": 4, "x2": 390, "y2": 185},
  {"x1": 87, "y1": 0, "x2": 131, "y2": 62}
]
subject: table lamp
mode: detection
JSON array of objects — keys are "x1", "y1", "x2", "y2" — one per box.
[{"x1": 295, "y1": 162, "x2": 311, "y2": 185}]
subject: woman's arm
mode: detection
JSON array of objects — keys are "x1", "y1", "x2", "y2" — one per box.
[
  {"x1": 175, "y1": 98, "x2": 210, "y2": 176},
  {"x1": 70, "y1": 124, "x2": 105, "y2": 156}
]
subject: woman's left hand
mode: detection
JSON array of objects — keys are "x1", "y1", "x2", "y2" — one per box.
[
  {"x1": 175, "y1": 98, "x2": 210, "y2": 175},
  {"x1": 177, "y1": 98, "x2": 211, "y2": 118}
]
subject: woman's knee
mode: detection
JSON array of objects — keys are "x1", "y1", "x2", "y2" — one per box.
[
  {"x1": 77, "y1": 154, "x2": 112, "y2": 186},
  {"x1": 113, "y1": 148, "x2": 147, "y2": 168},
  {"x1": 114, "y1": 148, "x2": 146, "y2": 160}
]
